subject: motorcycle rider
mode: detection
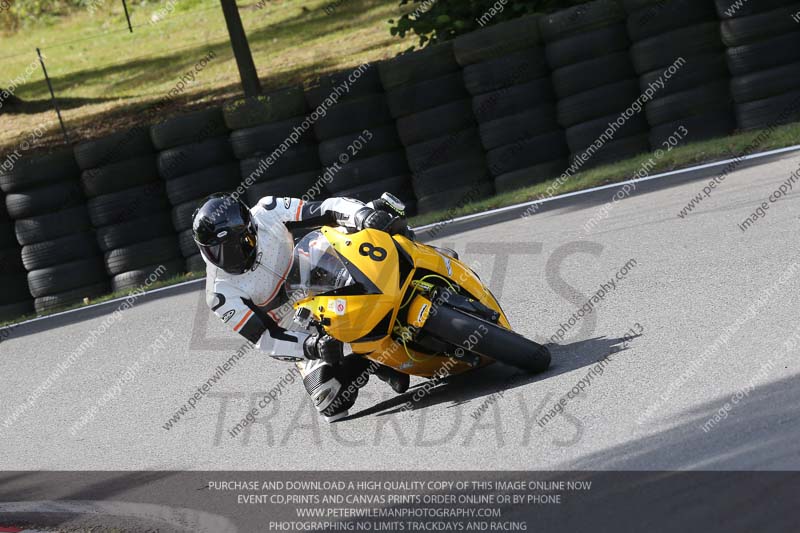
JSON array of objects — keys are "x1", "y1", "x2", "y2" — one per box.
[{"x1": 192, "y1": 193, "x2": 411, "y2": 422}]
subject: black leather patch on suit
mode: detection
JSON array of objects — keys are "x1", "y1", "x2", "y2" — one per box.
[
  {"x1": 261, "y1": 197, "x2": 277, "y2": 211},
  {"x1": 243, "y1": 298, "x2": 299, "y2": 343},
  {"x1": 211, "y1": 293, "x2": 226, "y2": 312},
  {"x1": 239, "y1": 316, "x2": 267, "y2": 344},
  {"x1": 287, "y1": 201, "x2": 335, "y2": 229}
]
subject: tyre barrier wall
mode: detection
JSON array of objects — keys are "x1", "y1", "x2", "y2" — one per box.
[
  {"x1": 454, "y1": 15, "x2": 567, "y2": 194},
  {"x1": 625, "y1": 0, "x2": 734, "y2": 146},
  {"x1": 2, "y1": 0, "x2": 799, "y2": 318},
  {"x1": 151, "y1": 106, "x2": 237, "y2": 273},
  {"x1": 380, "y1": 42, "x2": 494, "y2": 215},
  {"x1": 1, "y1": 147, "x2": 108, "y2": 314},
  {"x1": 224, "y1": 85, "x2": 324, "y2": 211},
  {"x1": 76, "y1": 128, "x2": 183, "y2": 295},
  {"x1": 309, "y1": 65, "x2": 416, "y2": 212},
  {"x1": 718, "y1": 0, "x2": 800, "y2": 130},
  {"x1": 543, "y1": 0, "x2": 651, "y2": 168},
  {"x1": 0, "y1": 188, "x2": 33, "y2": 320}
]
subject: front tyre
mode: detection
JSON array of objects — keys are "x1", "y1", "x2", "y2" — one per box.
[{"x1": 424, "y1": 305, "x2": 551, "y2": 373}]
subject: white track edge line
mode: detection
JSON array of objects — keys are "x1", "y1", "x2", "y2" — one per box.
[
  {"x1": 10, "y1": 142, "x2": 800, "y2": 329},
  {"x1": 9, "y1": 279, "x2": 203, "y2": 328},
  {"x1": 413, "y1": 143, "x2": 800, "y2": 230}
]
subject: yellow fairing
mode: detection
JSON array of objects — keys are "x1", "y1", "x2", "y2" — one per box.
[
  {"x1": 407, "y1": 295, "x2": 432, "y2": 329},
  {"x1": 394, "y1": 236, "x2": 510, "y2": 330},
  {"x1": 305, "y1": 227, "x2": 400, "y2": 343},
  {"x1": 296, "y1": 228, "x2": 511, "y2": 378}
]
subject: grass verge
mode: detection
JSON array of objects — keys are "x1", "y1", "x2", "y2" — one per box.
[
  {"x1": 409, "y1": 122, "x2": 800, "y2": 226},
  {"x1": 2, "y1": 122, "x2": 800, "y2": 329},
  {"x1": 0, "y1": 271, "x2": 203, "y2": 329},
  {"x1": 0, "y1": 0, "x2": 408, "y2": 153}
]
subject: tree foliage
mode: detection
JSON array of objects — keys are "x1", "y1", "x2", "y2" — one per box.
[
  {"x1": 2, "y1": 0, "x2": 94, "y2": 32},
  {"x1": 389, "y1": 0, "x2": 586, "y2": 49}
]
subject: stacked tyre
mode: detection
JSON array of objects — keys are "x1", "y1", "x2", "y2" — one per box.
[
  {"x1": 379, "y1": 42, "x2": 494, "y2": 214},
  {"x1": 225, "y1": 86, "x2": 323, "y2": 214},
  {"x1": 626, "y1": 0, "x2": 733, "y2": 147},
  {"x1": 309, "y1": 66, "x2": 414, "y2": 211},
  {"x1": 718, "y1": 0, "x2": 800, "y2": 130},
  {"x1": 0, "y1": 189, "x2": 33, "y2": 320},
  {"x1": 542, "y1": 0, "x2": 650, "y2": 168},
  {"x1": 151, "y1": 107, "x2": 238, "y2": 273},
  {"x1": 1, "y1": 148, "x2": 108, "y2": 313},
  {"x1": 454, "y1": 15, "x2": 567, "y2": 193},
  {"x1": 76, "y1": 129, "x2": 182, "y2": 293}
]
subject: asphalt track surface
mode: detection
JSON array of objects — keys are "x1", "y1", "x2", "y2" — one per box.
[{"x1": 2, "y1": 151, "x2": 800, "y2": 472}]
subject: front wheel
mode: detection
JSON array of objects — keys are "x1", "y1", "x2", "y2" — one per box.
[{"x1": 423, "y1": 305, "x2": 551, "y2": 373}]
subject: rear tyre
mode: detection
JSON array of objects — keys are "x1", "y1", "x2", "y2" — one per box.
[{"x1": 424, "y1": 305, "x2": 551, "y2": 373}]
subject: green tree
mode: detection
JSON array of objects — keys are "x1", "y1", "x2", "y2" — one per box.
[
  {"x1": 389, "y1": 0, "x2": 585, "y2": 49},
  {"x1": 2, "y1": 0, "x2": 88, "y2": 31}
]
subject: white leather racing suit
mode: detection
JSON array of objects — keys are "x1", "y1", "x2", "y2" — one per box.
[{"x1": 203, "y1": 195, "x2": 367, "y2": 358}]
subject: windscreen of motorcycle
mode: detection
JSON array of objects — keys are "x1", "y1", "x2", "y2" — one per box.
[{"x1": 285, "y1": 230, "x2": 354, "y2": 300}]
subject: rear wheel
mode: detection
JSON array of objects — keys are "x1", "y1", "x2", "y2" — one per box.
[{"x1": 424, "y1": 305, "x2": 551, "y2": 373}]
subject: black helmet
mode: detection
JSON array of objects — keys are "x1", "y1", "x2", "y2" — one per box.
[{"x1": 192, "y1": 193, "x2": 258, "y2": 274}]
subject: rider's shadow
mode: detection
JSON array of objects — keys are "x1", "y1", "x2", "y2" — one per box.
[{"x1": 345, "y1": 333, "x2": 642, "y2": 420}]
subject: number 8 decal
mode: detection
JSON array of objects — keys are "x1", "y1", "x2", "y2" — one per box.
[{"x1": 359, "y1": 243, "x2": 387, "y2": 262}]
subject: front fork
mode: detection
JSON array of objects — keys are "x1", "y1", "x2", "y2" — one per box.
[
  {"x1": 429, "y1": 287, "x2": 501, "y2": 324},
  {"x1": 403, "y1": 287, "x2": 499, "y2": 368}
]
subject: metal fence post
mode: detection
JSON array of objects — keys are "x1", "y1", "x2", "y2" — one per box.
[
  {"x1": 122, "y1": 0, "x2": 133, "y2": 32},
  {"x1": 36, "y1": 48, "x2": 70, "y2": 144}
]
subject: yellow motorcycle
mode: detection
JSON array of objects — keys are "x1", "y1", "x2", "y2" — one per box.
[{"x1": 285, "y1": 210, "x2": 551, "y2": 379}]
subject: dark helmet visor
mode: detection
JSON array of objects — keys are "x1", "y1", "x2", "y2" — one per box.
[
  {"x1": 198, "y1": 232, "x2": 256, "y2": 274},
  {"x1": 193, "y1": 193, "x2": 258, "y2": 274}
]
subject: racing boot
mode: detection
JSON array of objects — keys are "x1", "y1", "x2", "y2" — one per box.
[
  {"x1": 373, "y1": 365, "x2": 410, "y2": 394},
  {"x1": 299, "y1": 356, "x2": 371, "y2": 422}
]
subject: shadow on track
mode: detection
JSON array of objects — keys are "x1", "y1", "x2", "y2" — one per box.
[
  {"x1": 346, "y1": 332, "x2": 642, "y2": 421},
  {"x1": 563, "y1": 372, "x2": 800, "y2": 470}
]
